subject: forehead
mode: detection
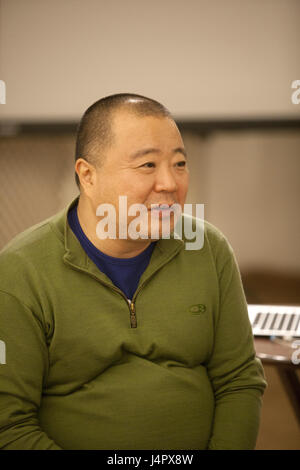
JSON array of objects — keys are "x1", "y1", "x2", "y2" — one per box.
[{"x1": 110, "y1": 110, "x2": 184, "y2": 154}]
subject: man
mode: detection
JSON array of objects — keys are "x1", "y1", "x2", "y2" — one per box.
[{"x1": 0, "y1": 93, "x2": 267, "y2": 450}]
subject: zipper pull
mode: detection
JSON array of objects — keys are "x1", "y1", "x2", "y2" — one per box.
[{"x1": 130, "y1": 301, "x2": 137, "y2": 328}]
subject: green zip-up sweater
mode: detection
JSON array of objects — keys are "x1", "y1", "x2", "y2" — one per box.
[{"x1": 0, "y1": 196, "x2": 267, "y2": 450}]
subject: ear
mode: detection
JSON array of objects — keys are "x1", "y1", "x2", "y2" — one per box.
[{"x1": 75, "y1": 158, "x2": 96, "y2": 195}]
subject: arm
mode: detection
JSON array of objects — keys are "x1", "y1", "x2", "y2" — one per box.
[
  {"x1": 206, "y1": 236, "x2": 267, "y2": 450},
  {"x1": 0, "y1": 290, "x2": 62, "y2": 449}
]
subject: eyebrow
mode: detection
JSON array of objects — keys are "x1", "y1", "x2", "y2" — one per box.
[{"x1": 129, "y1": 147, "x2": 187, "y2": 160}]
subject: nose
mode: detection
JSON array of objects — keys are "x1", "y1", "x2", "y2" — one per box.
[{"x1": 153, "y1": 165, "x2": 178, "y2": 193}]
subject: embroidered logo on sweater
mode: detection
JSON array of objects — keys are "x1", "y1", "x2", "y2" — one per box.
[{"x1": 189, "y1": 304, "x2": 206, "y2": 314}]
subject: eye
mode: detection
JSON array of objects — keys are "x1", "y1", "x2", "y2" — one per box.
[
  {"x1": 176, "y1": 161, "x2": 187, "y2": 168},
  {"x1": 141, "y1": 162, "x2": 155, "y2": 168}
]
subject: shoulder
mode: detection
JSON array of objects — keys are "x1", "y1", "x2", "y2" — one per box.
[
  {"x1": 177, "y1": 212, "x2": 232, "y2": 254},
  {"x1": 0, "y1": 210, "x2": 65, "y2": 282},
  {"x1": 174, "y1": 213, "x2": 238, "y2": 279}
]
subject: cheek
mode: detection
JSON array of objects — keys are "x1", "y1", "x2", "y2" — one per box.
[
  {"x1": 177, "y1": 177, "x2": 189, "y2": 199},
  {"x1": 125, "y1": 179, "x2": 153, "y2": 201}
]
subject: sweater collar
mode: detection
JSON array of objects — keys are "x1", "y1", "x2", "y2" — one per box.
[{"x1": 49, "y1": 195, "x2": 185, "y2": 286}]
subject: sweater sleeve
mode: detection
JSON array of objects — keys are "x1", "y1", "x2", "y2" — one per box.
[
  {"x1": 0, "y1": 290, "x2": 62, "y2": 449},
  {"x1": 206, "y1": 236, "x2": 267, "y2": 450}
]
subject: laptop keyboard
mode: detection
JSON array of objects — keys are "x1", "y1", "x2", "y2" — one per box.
[{"x1": 248, "y1": 304, "x2": 300, "y2": 337}]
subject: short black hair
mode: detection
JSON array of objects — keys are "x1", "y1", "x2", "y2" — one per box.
[{"x1": 74, "y1": 93, "x2": 172, "y2": 189}]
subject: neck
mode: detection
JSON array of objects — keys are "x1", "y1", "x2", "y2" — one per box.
[{"x1": 76, "y1": 195, "x2": 152, "y2": 258}]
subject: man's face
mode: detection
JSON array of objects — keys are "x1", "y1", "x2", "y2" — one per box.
[{"x1": 90, "y1": 109, "x2": 189, "y2": 240}]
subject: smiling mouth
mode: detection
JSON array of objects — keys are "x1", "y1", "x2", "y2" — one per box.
[
  {"x1": 148, "y1": 203, "x2": 176, "y2": 210},
  {"x1": 148, "y1": 205, "x2": 177, "y2": 220}
]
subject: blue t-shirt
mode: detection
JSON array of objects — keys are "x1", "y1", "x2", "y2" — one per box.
[{"x1": 67, "y1": 203, "x2": 157, "y2": 300}]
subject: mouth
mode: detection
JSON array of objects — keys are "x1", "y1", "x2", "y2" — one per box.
[
  {"x1": 148, "y1": 203, "x2": 176, "y2": 210},
  {"x1": 148, "y1": 204, "x2": 178, "y2": 221}
]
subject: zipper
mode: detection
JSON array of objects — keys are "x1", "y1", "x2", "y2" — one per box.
[
  {"x1": 127, "y1": 266, "x2": 168, "y2": 328},
  {"x1": 129, "y1": 301, "x2": 137, "y2": 328}
]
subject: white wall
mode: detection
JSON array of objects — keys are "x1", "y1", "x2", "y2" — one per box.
[
  {"x1": 184, "y1": 130, "x2": 300, "y2": 274},
  {"x1": 1, "y1": 0, "x2": 300, "y2": 121}
]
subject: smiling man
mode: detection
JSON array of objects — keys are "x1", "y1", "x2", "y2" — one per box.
[
  {"x1": 74, "y1": 100, "x2": 189, "y2": 257},
  {"x1": 0, "y1": 93, "x2": 267, "y2": 450}
]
